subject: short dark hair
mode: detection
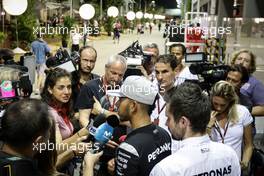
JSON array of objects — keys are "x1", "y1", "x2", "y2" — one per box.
[
  {"x1": 0, "y1": 99, "x2": 52, "y2": 148},
  {"x1": 156, "y1": 54, "x2": 178, "y2": 70},
  {"x1": 229, "y1": 64, "x2": 249, "y2": 83},
  {"x1": 79, "y1": 45, "x2": 97, "y2": 59},
  {"x1": 169, "y1": 43, "x2": 186, "y2": 55},
  {"x1": 168, "y1": 82, "x2": 211, "y2": 133}
]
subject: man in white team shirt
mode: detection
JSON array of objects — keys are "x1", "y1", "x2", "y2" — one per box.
[
  {"x1": 150, "y1": 82, "x2": 241, "y2": 176},
  {"x1": 169, "y1": 43, "x2": 198, "y2": 85}
]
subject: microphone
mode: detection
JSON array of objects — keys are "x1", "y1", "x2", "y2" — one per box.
[
  {"x1": 106, "y1": 114, "x2": 120, "y2": 128},
  {"x1": 91, "y1": 122, "x2": 114, "y2": 153},
  {"x1": 90, "y1": 115, "x2": 120, "y2": 173},
  {"x1": 93, "y1": 113, "x2": 120, "y2": 128},
  {"x1": 90, "y1": 122, "x2": 114, "y2": 173}
]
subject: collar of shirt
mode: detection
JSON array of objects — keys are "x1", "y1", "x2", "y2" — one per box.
[{"x1": 180, "y1": 135, "x2": 211, "y2": 148}]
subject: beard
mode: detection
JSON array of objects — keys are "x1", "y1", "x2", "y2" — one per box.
[{"x1": 170, "y1": 126, "x2": 185, "y2": 141}]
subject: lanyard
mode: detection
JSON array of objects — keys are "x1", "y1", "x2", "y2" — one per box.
[
  {"x1": 157, "y1": 99, "x2": 166, "y2": 116},
  {"x1": 101, "y1": 76, "x2": 117, "y2": 111},
  {"x1": 214, "y1": 120, "x2": 230, "y2": 144},
  {"x1": 153, "y1": 99, "x2": 166, "y2": 125}
]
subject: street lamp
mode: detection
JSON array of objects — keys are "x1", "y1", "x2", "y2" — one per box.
[
  {"x1": 148, "y1": 13, "x2": 153, "y2": 19},
  {"x1": 79, "y1": 4, "x2": 95, "y2": 46},
  {"x1": 151, "y1": 1, "x2": 156, "y2": 9},
  {"x1": 1, "y1": 11, "x2": 5, "y2": 33},
  {"x1": 3, "y1": 0, "x2": 28, "y2": 53},
  {"x1": 136, "y1": 11, "x2": 143, "y2": 19},
  {"x1": 126, "y1": 11, "x2": 136, "y2": 21},
  {"x1": 144, "y1": 13, "x2": 149, "y2": 19},
  {"x1": 107, "y1": 6, "x2": 119, "y2": 18}
]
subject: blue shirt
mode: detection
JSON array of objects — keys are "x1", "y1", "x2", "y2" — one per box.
[
  {"x1": 241, "y1": 75, "x2": 264, "y2": 106},
  {"x1": 31, "y1": 39, "x2": 50, "y2": 64}
]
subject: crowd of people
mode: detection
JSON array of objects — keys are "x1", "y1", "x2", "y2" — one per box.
[{"x1": 0, "y1": 34, "x2": 264, "y2": 176}]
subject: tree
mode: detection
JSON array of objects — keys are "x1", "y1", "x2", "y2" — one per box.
[
  {"x1": 9, "y1": 0, "x2": 37, "y2": 48},
  {"x1": 61, "y1": 16, "x2": 75, "y2": 44}
]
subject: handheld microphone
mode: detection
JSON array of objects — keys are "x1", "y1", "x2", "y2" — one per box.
[
  {"x1": 90, "y1": 115, "x2": 120, "y2": 174},
  {"x1": 106, "y1": 114, "x2": 120, "y2": 128},
  {"x1": 91, "y1": 122, "x2": 114, "y2": 153}
]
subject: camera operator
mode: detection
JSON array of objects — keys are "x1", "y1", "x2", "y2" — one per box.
[
  {"x1": 231, "y1": 49, "x2": 264, "y2": 117},
  {"x1": 120, "y1": 41, "x2": 158, "y2": 82},
  {"x1": 141, "y1": 43, "x2": 160, "y2": 81},
  {"x1": 226, "y1": 64, "x2": 252, "y2": 112},
  {"x1": 169, "y1": 43, "x2": 198, "y2": 85},
  {"x1": 0, "y1": 99, "x2": 52, "y2": 176}
]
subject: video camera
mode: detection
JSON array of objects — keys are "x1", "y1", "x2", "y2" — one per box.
[
  {"x1": 46, "y1": 48, "x2": 80, "y2": 73},
  {"x1": 119, "y1": 41, "x2": 153, "y2": 79},
  {"x1": 186, "y1": 52, "x2": 230, "y2": 92},
  {"x1": 0, "y1": 65, "x2": 32, "y2": 111}
]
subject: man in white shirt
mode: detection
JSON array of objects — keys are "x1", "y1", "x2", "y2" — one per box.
[
  {"x1": 151, "y1": 54, "x2": 180, "y2": 152},
  {"x1": 169, "y1": 43, "x2": 198, "y2": 85},
  {"x1": 71, "y1": 30, "x2": 82, "y2": 52},
  {"x1": 150, "y1": 82, "x2": 241, "y2": 176}
]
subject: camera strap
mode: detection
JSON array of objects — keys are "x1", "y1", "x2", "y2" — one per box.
[{"x1": 153, "y1": 99, "x2": 166, "y2": 125}]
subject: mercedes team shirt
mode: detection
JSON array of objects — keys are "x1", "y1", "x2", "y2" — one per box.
[
  {"x1": 150, "y1": 135, "x2": 241, "y2": 176},
  {"x1": 115, "y1": 124, "x2": 171, "y2": 176}
]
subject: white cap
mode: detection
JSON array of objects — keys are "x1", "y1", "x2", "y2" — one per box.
[{"x1": 107, "y1": 76, "x2": 158, "y2": 105}]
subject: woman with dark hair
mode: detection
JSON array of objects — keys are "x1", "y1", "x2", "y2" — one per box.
[
  {"x1": 35, "y1": 108, "x2": 102, "y2": 176},
  {"x1": 41, "y1": 68, "x2": 90, "y2": 175}
]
